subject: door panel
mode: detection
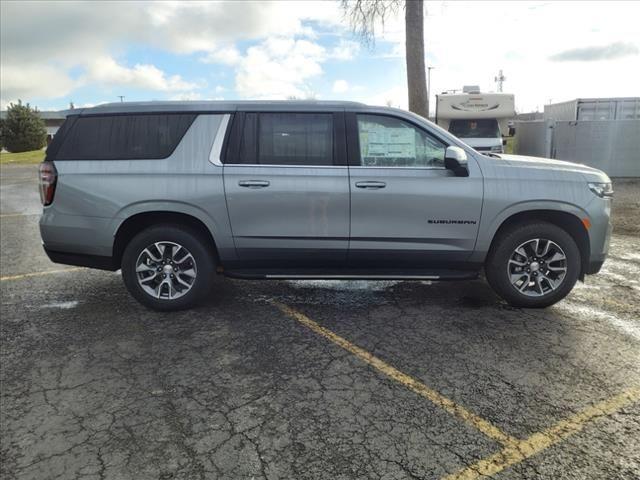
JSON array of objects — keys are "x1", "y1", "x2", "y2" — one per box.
[
  {"x1": 223, "y1": 166, "x2": 349, "y2": 267},
  {"x1": 222, "y1": 111, "x2": 349, "y2": 268},
  {"x1": 349, "y1": 167, "x2": 482, "y2": 267},
  {"x1": 347, "y1": 112, "x2": 483, "y2": 268}
]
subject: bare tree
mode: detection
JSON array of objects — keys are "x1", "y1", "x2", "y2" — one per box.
[{"x1": 341, "y1": 0, "x2": 428, "y2": 118}]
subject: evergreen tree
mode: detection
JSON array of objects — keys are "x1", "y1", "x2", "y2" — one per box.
[{"x1": 0, "y1": 100, "x2": 47, "y2": 152}]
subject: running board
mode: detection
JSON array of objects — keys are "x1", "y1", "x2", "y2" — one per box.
[{"x1": 224, "y1": 269, "x2": 479, "y2": 281}]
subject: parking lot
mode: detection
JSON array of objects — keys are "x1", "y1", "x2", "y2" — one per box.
[{"x1": 1, "y1": 164, "x2": 639, "y2": 480}]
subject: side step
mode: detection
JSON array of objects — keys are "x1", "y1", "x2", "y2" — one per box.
[{"x1": 224, "y1": 268, "x2": 479, "y2": 281}]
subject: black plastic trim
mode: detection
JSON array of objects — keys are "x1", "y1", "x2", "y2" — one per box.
[
  {"x1": 586, "y1": 259, "x2": 605, "y2": 275},
  {"x1": 224, "y1": 267, "x2": 480, "y2": 280},
  {"x1": 44, "y1": 247, "x2": 118, "y2": 271}
]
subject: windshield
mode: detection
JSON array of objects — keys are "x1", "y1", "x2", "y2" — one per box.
[{"x1": 448, "y1": 119, "x2": 500, "y2": 138}]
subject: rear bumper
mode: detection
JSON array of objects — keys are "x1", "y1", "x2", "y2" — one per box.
[{"x1": 44, "y1": 246, "x2": 117, "y2": 271}]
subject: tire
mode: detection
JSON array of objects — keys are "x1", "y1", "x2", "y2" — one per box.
[
  {"x1": 121, "y1": 224, "x2": 215, "y2": 311},
  {"x1": 485, "y1": 222, "x2": 581, "y2": 308}
]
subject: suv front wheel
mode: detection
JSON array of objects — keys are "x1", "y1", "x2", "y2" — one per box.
[
  {"x1": 121, "y1": 225, "x2": 215, "y2": 311},
  {"x1": 485, "y1": 222, "x2": 581, "y2": 308}
]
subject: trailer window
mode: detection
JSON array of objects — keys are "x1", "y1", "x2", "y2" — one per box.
[{"x1": 448, "y1": 119, "x2": 499, "y2": 139}]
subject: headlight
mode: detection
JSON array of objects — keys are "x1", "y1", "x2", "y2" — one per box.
[
  {"x1": 490, "y1": 145, "x2": 503, "y2": 152},
  {"x1": 588, "y1": 182, "x2": 614, "y2": 198}
]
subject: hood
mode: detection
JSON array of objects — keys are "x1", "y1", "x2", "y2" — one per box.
[
  {"x1": 462, "y1": 137, "x2": 501, "y2": 149},
  {"x1": 492, "y1": 153, "x2": 610, "y2": 181}
]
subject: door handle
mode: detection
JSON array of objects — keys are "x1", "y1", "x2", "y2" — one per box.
[
  {"x1": 355, "y1": 181, "x2": 386, "y2": 189},
  {"x1": 238, "y1": 180, "x2": 270, "y2": 188}
]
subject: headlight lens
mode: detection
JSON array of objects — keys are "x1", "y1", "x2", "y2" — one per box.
[
  {"x1": 588, "y1": 182, "x2": 614, "y2": 198},
  {"x1": 490, "y1": 145, "x2": 503, "y2": 152}
]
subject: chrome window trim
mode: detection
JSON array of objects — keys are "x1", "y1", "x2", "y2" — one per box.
[
  {"x1": 222, "y1": 163, "x2": 348, "y2": 169},
  {"x1": 349, "y1": 165, "x2": 446, "y2": 171},
  {"x1": 209, "y1": 114, "x2": 230, "y2": 166}
]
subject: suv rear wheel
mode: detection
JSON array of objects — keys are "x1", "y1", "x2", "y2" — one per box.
[
  {"x1": 485, "y1": 222, "x2": 581, "y2": 308},
  {"x1": 121, "y1": 225, "x2": 215, "y2": 311}
]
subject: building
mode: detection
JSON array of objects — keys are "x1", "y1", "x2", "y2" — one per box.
[
  {"x1": 544, "y1": 97, "x2": 640, "y2": 121},
  {"x1": 515, "y1": 97, "x2": 640, "y2": 177}
]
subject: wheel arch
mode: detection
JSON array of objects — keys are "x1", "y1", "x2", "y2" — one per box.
[
  {"x1": 488, "y1": 209, "x2": 590, "y2": 280},
  {"x1": 113, "y1": 211, "x2": 220, "y2": 268}
]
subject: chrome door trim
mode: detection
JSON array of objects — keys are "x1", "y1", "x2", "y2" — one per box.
[
  {"x1": 266, "y1": 274, "x2": 440, "y2": 279},
  {"x1": 224, "y1": 163, "x2": 348, "y2": 169}
]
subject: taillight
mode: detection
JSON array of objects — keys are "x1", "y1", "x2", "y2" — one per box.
[{"x1": 39, "y1": 161, "x2": 57, "y2": 206}]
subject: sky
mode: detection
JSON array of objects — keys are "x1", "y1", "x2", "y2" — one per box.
[{"x1": 1, "y1": 1, "x2": 639, "y2": 114}]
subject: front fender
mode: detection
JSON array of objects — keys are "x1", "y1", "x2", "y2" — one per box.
[{"x1": 472, "y1": 200, "x2": 590, "y2": 262}]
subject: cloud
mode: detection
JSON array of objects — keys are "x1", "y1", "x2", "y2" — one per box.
[
  {"x1": 170, "y1": 92, "x2": 203, "y2": 101},
  {"x1": 0, "y1": 0, "x2": 343, "y2": 105},
  {"x1": 550, "y1": 42, "x2": 639, "y2": 62},
  {"x1": 201, "y1": 46, "x2": 242, "y2": 65},
  {"x1": 84, "y1": 56, "x2": 200, "y2": 92},
  {"x1": 332, "y1": 80, "x2": 349, "y2": 93},
  {"x1": 234, "y1": 37, "x2": 327, "y2": 99},
  {"x1": 329, "y1": 40, "x2": 360, "y2": 60},
  {"x1": 0, "y1": 63, "x2": 77, "y2": 104}
]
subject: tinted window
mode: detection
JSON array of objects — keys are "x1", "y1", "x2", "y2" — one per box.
[
  {"x1": 448, "y1": 119, "x2": 499, "y2": 138},
  {"x1": 357, "y1": 114, "x2": 446, "y2": 168},
  {"x1": 55, "y1": 113, "x2": 196, "y2": 160},
  {"x1": 45, "y1": 115, "x2": 77, "y2": 160},
  {"x1": 235, "y1": 113, "x2": 333, "y2": 166}
]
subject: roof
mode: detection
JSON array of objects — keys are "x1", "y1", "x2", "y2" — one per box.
[{"x1": 73, "y1": 100, "x2": 368, "y2": 115}]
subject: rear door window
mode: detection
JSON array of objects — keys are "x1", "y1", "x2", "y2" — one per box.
[
  {"x1": 55, "y1": 113, "x2": 196, "y2": 160},
  {"x1": 235, "y1": 113, "x2": 334, "y2": 166}
]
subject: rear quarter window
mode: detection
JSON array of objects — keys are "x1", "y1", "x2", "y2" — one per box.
[{"x1": 54, "y1": 113, "x2": 196, "y2": 160}]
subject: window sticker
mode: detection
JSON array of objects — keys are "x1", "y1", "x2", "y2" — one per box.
[{"x1": 359, "y1": 123, "x2": 416, "y2": 159}]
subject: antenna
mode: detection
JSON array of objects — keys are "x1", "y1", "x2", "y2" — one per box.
[
  {"x1": 117, "y1": 95, "x2": 125, "y2": 103},
  {"x1": 494, "y1": 69, "x2": 506, "y2": 92}
]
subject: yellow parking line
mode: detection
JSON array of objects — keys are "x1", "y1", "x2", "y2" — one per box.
[
  {"x1": 443, "y1": 387, "x2": 640, "y2": 480},
  {"x1": 0, "y1": 267, "x2": 84, "y2": 282},
  {"x1": 274, "y1": 301, "x2": 517, "y2": 447}
]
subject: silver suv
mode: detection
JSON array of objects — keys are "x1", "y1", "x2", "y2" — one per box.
[{"x1": 38, "y1": 101, "x2": 613, "y2": 311}]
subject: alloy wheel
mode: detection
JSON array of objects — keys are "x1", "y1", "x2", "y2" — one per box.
[
  {"x1": 507, "y1": 238, "x2": 568, "y2": 297},
  {"x1": 135, "y1": 241, "x2": 197, "y2": 300}
]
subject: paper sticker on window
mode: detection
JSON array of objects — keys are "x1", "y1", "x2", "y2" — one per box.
[{"x1": 360, "y1": 124, "x2": 416, "y2": 159}]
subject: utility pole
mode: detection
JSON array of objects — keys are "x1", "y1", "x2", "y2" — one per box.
[
  {"x1": 494, "y1": 69, "x2": 506, "y2": 92},
  {"x1": 117, "y1": 95, "x2": 125, "y2": 103},
  {"x1": 426, "y1": 66, "x2": 434, "y2": 119}
]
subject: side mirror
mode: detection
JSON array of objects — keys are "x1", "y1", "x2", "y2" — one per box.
[{"x1": 444, "y1": 146, "x2": 469, "y2": 177}]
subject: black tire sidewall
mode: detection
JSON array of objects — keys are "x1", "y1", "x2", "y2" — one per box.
[
  {"x1": 486, "y1": 222, "x2": 581, "y2": 308},
  {"x1": 121, "y1": 225, "x2": 214, "y2": 311}
]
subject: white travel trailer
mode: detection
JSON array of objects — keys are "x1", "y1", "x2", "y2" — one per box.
[{"x1": 436, "y1": 87, "x2": 515, "y2": 153}]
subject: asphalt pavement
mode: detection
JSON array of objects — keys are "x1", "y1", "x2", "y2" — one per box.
[{"x1": 1, "y1": 164, "x2": 639, "y2": 480}]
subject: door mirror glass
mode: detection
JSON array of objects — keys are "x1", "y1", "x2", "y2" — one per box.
[{"x1": 444, "y1": 146, "x2": 469, "y2": 177}]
